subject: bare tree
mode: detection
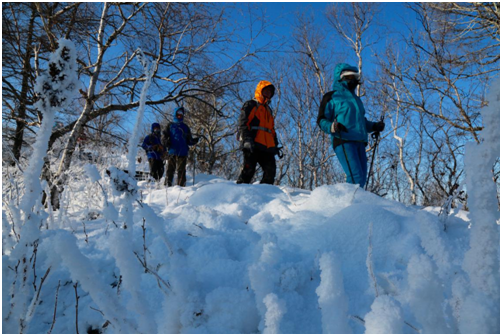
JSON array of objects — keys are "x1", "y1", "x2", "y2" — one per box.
[
  {"x1": 278, "y1": 11, "x2": 338, "y2": 189},
  {"x1": 326, "y1": 2, "x2": 381, "y2": 97},
  {"x1": 427, "y1": 2, "x2": 500, "y2": 42},
  {"x1": 10, "y1": 3, "x2": 271, "y2": 206}
]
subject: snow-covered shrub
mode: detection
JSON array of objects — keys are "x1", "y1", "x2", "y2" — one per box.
[
  {"x1": 364, "y1": 295, "x2": 404, "y2": 334},
  {"x1": 316, "y1": 251, "x2": 351, "y2": 333}
]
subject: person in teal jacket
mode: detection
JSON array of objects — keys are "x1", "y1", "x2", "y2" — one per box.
[{"x1": 317, "y1": 63, "x2": 385, "y2": 188}]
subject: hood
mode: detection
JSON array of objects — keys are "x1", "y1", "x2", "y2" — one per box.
[
  {"x1": 332, "y1": 63, "x2": 359, "y2": 91},
  {"x1": 151, "y1": 122, "x2": 160, "y2": 132},
  {"x1": 254, "y1": 80, "x2": 275, "y2": 104},
  {"x1": 173, "y1": 107, "x2": 185, "y2": 123}
]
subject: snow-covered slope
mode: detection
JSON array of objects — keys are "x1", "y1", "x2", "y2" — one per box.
[{"x1": 4, "y1": 174, "x2": 487, "y2": 334}]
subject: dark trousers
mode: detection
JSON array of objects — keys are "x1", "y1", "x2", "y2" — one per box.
[
  {"x1": 237, "y1": 149, "x2": 276, "y2": 184},
  {"x1": 165, "y1": 155, "x2": 188, "y2": 186},
  {"x1": 148, "y1": 158, "x2": 165, "y2": 182}
]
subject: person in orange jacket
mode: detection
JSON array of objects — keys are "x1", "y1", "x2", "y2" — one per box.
[{"x1": 236, "y1": 81, "x2": 279, "y2": 184}]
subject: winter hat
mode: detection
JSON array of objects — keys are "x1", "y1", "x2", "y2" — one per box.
[
  {"x1": 151, "y1": 122, "x2": 161, "y2": 132},
  {"x1": 340, "y1": 69, "x2": 360, "y2": 80},
  {"x1": 173, "y1": 107, "x2": 185, "y2": 122}
]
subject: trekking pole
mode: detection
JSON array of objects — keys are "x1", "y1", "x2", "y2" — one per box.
[
  {"x1": 365, "y1": 114, "x2": 385, "y2": 191},
  {"x1": 192, "y1": 149, "x2": 196, "y2": 186}
]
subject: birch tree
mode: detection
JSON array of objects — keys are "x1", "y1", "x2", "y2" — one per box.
[
  {"x1": 279, "y1": 12, "x2": 337, "y2": 189},
  {"x1": 16, "y1": 2, "x2": 268, "y2": 205}
]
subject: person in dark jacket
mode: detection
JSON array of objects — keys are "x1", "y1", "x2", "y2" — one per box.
[
  {"x1": 162, "y1": 107, "x2": 199, "y2": 187},
  {"x1": 141, "y1": 122, "x2": 166, "y2": 182},
  {"x1": 317, "y1": 63, "x2": 385, "y2": 188},
  {"x1": 236, "y1": 80, "x2": 279, "y2": 185}
]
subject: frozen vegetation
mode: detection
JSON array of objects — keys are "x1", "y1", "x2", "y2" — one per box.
[
  {"x1": 1, "y1": 42, "x2": 499, "y2": 333},
  {"x1": 2, "y1": 167, "x2": 499, "y2": 333}
]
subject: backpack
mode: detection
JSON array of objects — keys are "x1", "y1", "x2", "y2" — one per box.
[
  {"x1": 162, "y1": 122, "x2": 172, "y2": 148},
  {"x1": 236, "y1": 99, "x2": 259, "y2": 142}
]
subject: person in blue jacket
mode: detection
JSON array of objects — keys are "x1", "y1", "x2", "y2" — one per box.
[
  {"x1": 162, "y1": 107, "x2": 199, "y2": 187},
  {"x1": 141, "y1": 122, "x2": 166, "y2": 182},
  {"x1": 317, "y1": 63, "x2": 385, "y2": 188}
]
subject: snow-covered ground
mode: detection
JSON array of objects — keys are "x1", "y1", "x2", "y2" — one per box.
[
  {"x1": 2, "y1": 41, "x2": 499, "y2": 334},
  {"x1": 3, "y1": 173, "x2": 493, "y2": 334}
]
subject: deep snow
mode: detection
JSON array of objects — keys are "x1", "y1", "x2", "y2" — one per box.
[
  {"x1": 3, "y1": 173, "x2": 494, "y2": 334},
  {"x1": 2, "y1": 43, "x2": 499, "y2": 334}
]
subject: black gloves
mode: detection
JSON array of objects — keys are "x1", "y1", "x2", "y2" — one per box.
[
  {"x1": 331, "y1": 121, "x2": 348, "y2": 133},
  {"x1": 373, "y1": 121, "x2": 385, "y2": 132},
  {"x1": 275, "y1": 146, "x2": 284, "y2": 159}
]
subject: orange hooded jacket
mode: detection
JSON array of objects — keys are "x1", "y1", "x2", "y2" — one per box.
[{"x1": 238, "y1": 80, "x2": 277, "y2": 152}]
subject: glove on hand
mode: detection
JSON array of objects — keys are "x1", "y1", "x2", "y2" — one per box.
[
  {"x1": 331, "y1": 121, "x2": 348, "y2": 133},
  {"x1": 152, "y1": 144, "x2": 164, "y2": 152},
  {"x1": 243, "y1": 141, "x2": 253, "y2": 153},
  {"x1": 373, "y1": 121, "x2": 385, "y2": 132}
]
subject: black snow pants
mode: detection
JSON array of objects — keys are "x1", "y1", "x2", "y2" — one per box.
[
  {"x1": 148, "y1": 158, "x2": 165, "y2": 182},
  {"x1": 237, "y1": 148, "x2": 276, "y2": 185}
]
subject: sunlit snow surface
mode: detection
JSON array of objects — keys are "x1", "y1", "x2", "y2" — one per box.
[{"x1": 5, "y1": 173, "x2": 485, "y2": 334}]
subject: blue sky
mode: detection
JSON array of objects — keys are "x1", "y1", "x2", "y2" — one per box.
[
  {"x1": 223, "y1": 2, "x2": 416, "y2": 78},
  {"x1": 141, "y1": 2, "x2": 418, "y2": 127}
]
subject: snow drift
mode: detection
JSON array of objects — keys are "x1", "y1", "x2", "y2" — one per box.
[
  {"x1": 3, "y1": 173, "x2": 498, "y2": 333},
  {"x1": 2, "y1": 46, "x2": 499, "y2": 334}
]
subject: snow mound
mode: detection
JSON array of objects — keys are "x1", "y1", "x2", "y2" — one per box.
[{"x1": 3, "y1": 175, "x2": 497, "y2": 333}]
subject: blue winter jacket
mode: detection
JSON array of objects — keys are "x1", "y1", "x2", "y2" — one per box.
[
  {"x1": 163, "y1": 108, "x2": 197, "y2": 157},
  {"x1": 318, "y1": 63, "x2": 375, "y2": 145},
  {"x1": 141, "y1": 132, "x2": 164, "y2": 160}
]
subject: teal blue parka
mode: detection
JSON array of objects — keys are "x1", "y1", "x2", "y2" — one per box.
[{"x1": 317, "y1": 63, "x2": 376, "y2": 147}]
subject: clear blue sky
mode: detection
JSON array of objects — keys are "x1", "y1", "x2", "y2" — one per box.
[
  {"x1": 140, "y1": 2, "x2": 416, "y2": 128},
  {"x1": 225, "y1": 2, "x2": 415, "y2": 77}
]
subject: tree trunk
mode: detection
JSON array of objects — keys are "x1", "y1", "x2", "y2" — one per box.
[{"x1": 11, "y1": 4, "x2": 36, "y2": 164}]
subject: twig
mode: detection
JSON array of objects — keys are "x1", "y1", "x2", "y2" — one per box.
[
  {"x1": 25, "y1": 266, "x2": 51, "y2": 327},
  {"x1": 192, "y1": 223, "x2": 204, "y2": 230},
  {"x1": 142, "y1": 218, "x2": 148, "y2": 273},
  {"x1": 89, "y1": 306, "x2": 104, "y2": 316},
  {"x1": 133, "y1": 252, "x2": 172, "y2": 293},
  {"x1": 367, "y1": 222, "x2": 379, "y2": 297},
  {"x1": 116, "y1": 275, "x2": 122, "y2": 296},
  {"x1": 73, "y1": 282, "x2": 79, "y2": 334},
  {"x1": 176, "y1": 187, "x2": 182, "y2": 205},
  {"x1": 31, "y1": 241, "x2": 39, "y2": 292},
  {"x1": 405, "y1": 321, "x2": 421, "y2": 333},
  {"x1": 48, "y1": 280, "x2": 61, "y2": 334},
  {"x1": 89, "y1": 306, "x2": 113, "y2": 331},
  {"x1": 33, "y1": 267, "x2": 51, "y2": 309},
  {"x1": 350, "y1": 315, "x2": 421, "y2": 333},
  {"x1": 82, "y1": 222, "x2": 89, "y2": 244},
  {"x1": 351, "y1": 184, "x2": 359, "y2": 203},
  {"x1": 165, "y1": 183, "x2": 169, "y2": 207},
  {"x1": 350, "y1": 315, "x2": 366, "y2": 326}
]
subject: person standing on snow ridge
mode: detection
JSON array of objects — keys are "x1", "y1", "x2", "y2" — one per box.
[
  {"x1": 236, "y1": 80, "x2": 279, "y2": 185},
  {"x1": 141, "y1": 122, "x2": 166, "y2": 182},
  {"x1": 317, "y1": 63, "x2": 385, "y2": 188},
  {"x1": 162, "y1": 107, "x2": 199, "y2": 187}
]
